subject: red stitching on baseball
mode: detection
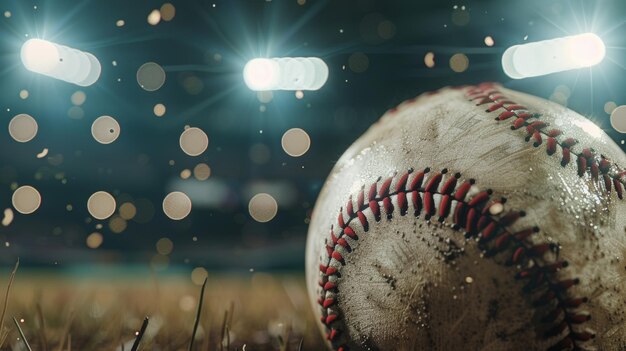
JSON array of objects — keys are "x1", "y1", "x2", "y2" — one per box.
[
  {"x1": 466, "y1": 83, "x2": 625, "y2": 200},
  {"x1": 316, "y1": 168, "x2": 594, "y2": 351}
]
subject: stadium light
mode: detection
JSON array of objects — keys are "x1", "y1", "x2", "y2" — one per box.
[
  {"x1": 502, "y1": 33, "x2": 605, "y2": 79},
  {"x1": 243, "y1": 57, "x2": 328, "y2": 91},
  {"x1": 21, "y1": 39, "x2": 101, "y2": 86}
]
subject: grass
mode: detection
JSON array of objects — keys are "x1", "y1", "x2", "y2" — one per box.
[
  {"x1": 0, "y1": 259, "x2": 18, "y2": 348},
  {"x1": 13, "y1": 316, "x2": 32, "y2": 351},
  {"x1": 0, "y1": 268, "x2": 324, "y2": 351},
  {"x1": 130, "y1": 317, "x2": 149, "y2": 351}
]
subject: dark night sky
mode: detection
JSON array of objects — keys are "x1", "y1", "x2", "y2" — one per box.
[{"x1": 0, "y1": 0, "x2": 624, "y2": 271}]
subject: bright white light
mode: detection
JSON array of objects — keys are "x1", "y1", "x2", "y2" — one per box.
[
  {"x1": 573, "y1": 119, "x2": 604, "y2": 139},
  {"x1": 571, "y1": 33, "x2": 605, "y2": 66},
  {"x1": 243, "y1": 58, "x2": 280, "y2": 91},
  {"x1": 77, "y1": 53, "x2": 102, "y2": 86},
  {"x1": 309, "y1": 57, "x2": 329, "y2": 90},
  {"x1": 502, "y1": 33, "x2": 605, "y2": 79},
  {"x1": 243, "y1": 57, "x2": 328, "y2": 91},
  {"x1": 20, "y1": 39, "x2": 101, "y2": 86},
  {"x1": 21, "y1": 39, "x2": 59, "y2": 73}
]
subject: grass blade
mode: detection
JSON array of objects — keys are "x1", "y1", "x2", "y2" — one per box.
[
  {"x1": 225, "y1": 325, "x2": 230, "y2": 350},
  {"x1": 219, "y1": 310, "x2": 227, "y2": 351},
  {"x1": 189, "y1": 276, "x2": 207, "y2": 351},
  {"x1": 13, "y1": 316, "x2": 33, "y2": 351},
  {"x1": 0, "y1": 258, "x2": 19, "y2": 347},
  {"x1": 55, "y1": 310, "x2": 74, "y2": 351},
  {"x1": 36, "y1": 302, "x2": 48, "y2": 351},
  {"x1": 130, "y1": 317, "x2": 149, "y2": 351}
]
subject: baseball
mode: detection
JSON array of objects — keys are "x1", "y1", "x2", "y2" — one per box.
[{"x1": 306, "y1": 83, "x2": 626, "y2": 351}]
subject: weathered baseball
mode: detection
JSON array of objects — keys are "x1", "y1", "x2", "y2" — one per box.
[{"x1": 306, "y1": 83, "x2": 626, "y2": 351}]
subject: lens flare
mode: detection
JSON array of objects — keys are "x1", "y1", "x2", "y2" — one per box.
[
  {"x1": 502, "y1": 33, "x2": 605, "y2": 79},
  {"x1": 243, "y1": 57, "x2": 328, "y2": 91},
  {"x1": 21, "y1": 39, "x2": 101, "y2": 86}
]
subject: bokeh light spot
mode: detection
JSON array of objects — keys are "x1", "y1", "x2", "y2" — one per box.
[
  {"x1": 147, "y1": 9, "x2": 161, "y2": 25},
  {"x1": 12, "y1": 185, "x2": 41, "y2": 214},
  {"x1": 87, "y1": 191, "x2": 116, "y2": 220},
  {"x1": 156, "y1": 237, "x2": 174, "y2": 255},
  {"x1": 9, "y1": 114, "x2": 38, "y2": 143},
  {"x1": 119, "y1": 202, "x2": 137, "y2": 220},
  {"x1": 281, "y1": 128, "x2": 311, "y2": 157},
  {"x1": 160, "y1": 3, "x2": 176, "y2": 21},
  {"x1": 137, "y1": 62, "x2": 166, "y2": 91},
  {"x1": 191, "y1": 267, "x2": 208, "y2": 285},
  {"x1": 91, "y1": 116, "x2": 120, "y2": 144},
  {"x1": 348, "y1": 52, "x2": 369, "y2": 73},
  {"x1": 377, "y1": 20, "x2": 396, "y2": 40},
  {"x1": 36, "y1": 148, "x2": 48, "y2": 158},
  {"x1": 71, "y1": 91, "x2": 86, "y2": 105},
  {"x1": 610, "y1": 105, "x2": 626, "y2": 133},
  {"x1": 86, "y1": 232, "x2": 103, "y2": 249},
  {"x1": 193, "y1": 163, "x2": 211, "y2": 181},
  {"x1": 153, "y1": 103, "x2": 166, "y2": 117},
  {"x1": 179, "y1": 127, "x2": 209, "y2": 156},
  {"x1": 180, "y1": 169, "x2": 191, "y2": 179},
  {"x1": 248, "y1": 193, "x2": 278, "y2": 223},
  {"x1": 2, "y1": 208, "x2": 14, "y2": 226},
  {"x1": 179, "y1": 295, "x2": 196, "y2": 311},
  {"x1": 604, "y1": 101, "x2": 617, "y2": 114},
  {"x1": 256, "y1": 91, "x2": 273, "y2": 103},
  {"x1": 162, "y1": 191, "x2": 192, "y2": 220},
  {"x1": 424, "y1": 52, "x2": 435, "y2": 68},
  {"x1": 68, "y1": 106, "x2": 84, "y2": 120},
  {"x1": 108, "y1": 215, "x2": 127, "y2": 233},
  {"x1": 449, "y1": 53, "x2": 469, "y2": 73}
]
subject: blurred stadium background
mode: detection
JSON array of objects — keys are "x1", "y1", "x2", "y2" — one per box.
[{"x1": 0, "y1": 0, "x2": 624, "y2": 273}]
